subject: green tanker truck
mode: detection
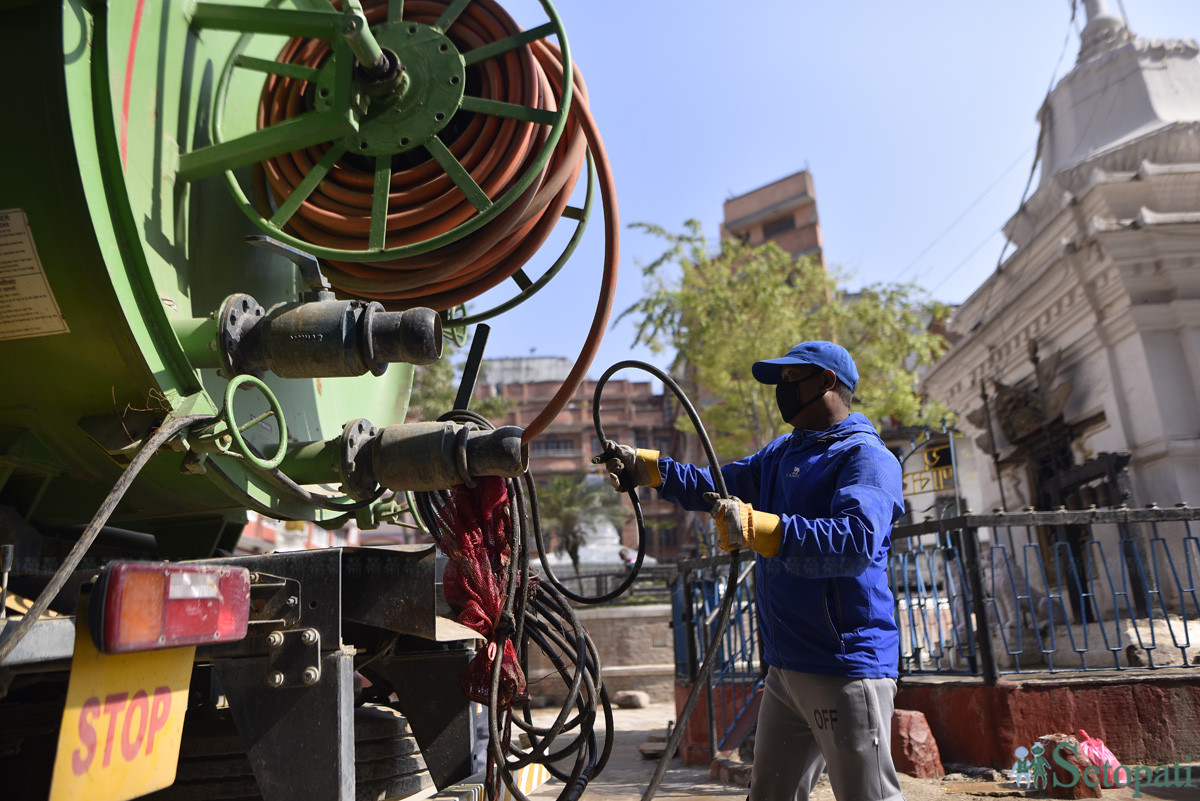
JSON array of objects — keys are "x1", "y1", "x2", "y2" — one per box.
[{"x1": 0, "y1": 1, "x2": 614, "y2": 798}]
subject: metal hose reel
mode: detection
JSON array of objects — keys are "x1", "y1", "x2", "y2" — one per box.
[{"x1": 182, "y1": 0, "x2": 592, "y2": 316}]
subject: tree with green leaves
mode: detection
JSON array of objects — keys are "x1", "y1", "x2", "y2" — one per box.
[
  {"x1": 620, "y1": 220, "x2": 951, "y2": 458},
  {"x1": 408, "y1": 328, "x2": 509, "y2": 422},
  {"x1": 536, "y1": 474, "x2": 631, "y2": 578}
]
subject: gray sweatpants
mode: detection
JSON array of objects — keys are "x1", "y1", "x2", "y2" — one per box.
[{"x1": 748, "y1": 667, "x2": 905, "y2": 801}]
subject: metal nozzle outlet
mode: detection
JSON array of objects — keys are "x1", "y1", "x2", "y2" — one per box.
[
  {"x1": 367, "y1": 307, "x2": 442, "y2": 367},
  {"x1": 347, "y1": 422, "x2": 527, "y2": 495}
]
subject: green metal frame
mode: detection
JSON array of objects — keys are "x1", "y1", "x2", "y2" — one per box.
[
  {"x1": 0, "y1": 0, "x2": 589, "y2": 553},
  {"x1": 443, "y1": 152, "x2": 595, "y2": 328},
  {"x1": 0, "y1": 1, "x2": 429, "y2": 551}
]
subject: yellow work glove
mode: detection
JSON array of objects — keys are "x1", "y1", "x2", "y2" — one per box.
[
  {"x1": 703, "y1": 493, "x2": 783, "y2": 557},
  {"x1": 591, "y1": 440, "x2": 661, "y2": 492}
]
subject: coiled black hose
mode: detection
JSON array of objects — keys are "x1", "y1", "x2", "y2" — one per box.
[
  {"x1": 582, "y1": 361, "x2": 744, "y2": 801},
  {"x1": 413, "y1": 408, "x2": 613, "y2": 801}
]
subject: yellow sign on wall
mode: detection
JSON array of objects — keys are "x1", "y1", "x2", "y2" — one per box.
[
  {"x1": 902, "y1": 442, "x2": 956, "y2": 495},
  {"x1": 48, "y1": 612, "x2": 194, "y2": 801}
]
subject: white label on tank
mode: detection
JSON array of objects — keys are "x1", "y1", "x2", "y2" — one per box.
[{"x1": 0, "y1": 208, "x2": 69, "y2": 341}]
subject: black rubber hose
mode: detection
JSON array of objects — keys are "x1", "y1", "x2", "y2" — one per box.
[
  {"x1": 259, "y1": 464, "x2": 385, "y2": 512},
  {"x1": 510, "y1": 623, "x2": 590, "y2": 766},
  {"x1": 513, "y1": 593, "x2": 611, "y2": 771},
  {"x1": 488, "y1": 487, "x2": 535, "y2": 800},
  {"x1": 490, "y1": 554, "x2": 612, "y2": 801},
  {"x1": 643, "y1": 553, "x2": 742, "y2": 801},
  {"x1": 509, "y1": 602, "x2": 591, "y2": 755},
  {"x1": 421, "y1": 360, "x2": 744, "y2": 801},
  {"x1": 527, "y1": 475, "x2": 647, "y2": 605},
  {"x1": 0, "y1": 413, "x2": 210, "y2": 663},
  {"x1": 232, "y1": 434, "x2": 387, "y2": 513},
  {"x1": 582, "y1": 359, "x2": 744, "y2": 801}
]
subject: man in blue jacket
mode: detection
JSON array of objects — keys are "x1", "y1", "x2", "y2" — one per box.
[{"x1": 595, "y1": 341, "x2": 906, "y2": 801}]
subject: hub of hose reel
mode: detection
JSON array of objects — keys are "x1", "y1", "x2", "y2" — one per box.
[{"x1": 312, "y1": 20, "x2": 466, "y2": 157}]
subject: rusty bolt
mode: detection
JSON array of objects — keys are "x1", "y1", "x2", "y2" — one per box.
[
  {"x1": 286, "y1": 596, "x2": 298, "y2": 607},
  {"x1": 267, "y1": 671, "x2": 285, "y2": 688},
  {"x1": 266, "y1": 631, "x2": 284, "y2": 648},
  {"x1": 302, "y1": 667, "x2": 320, "y2": 686},
  {"x1": 301, "y1": 628, "x2": 318, "y2": 645}
]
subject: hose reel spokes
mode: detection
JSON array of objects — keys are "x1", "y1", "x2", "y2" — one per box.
[{"x1": 183, "y1": 0, "x2": 591, "y2": 313}]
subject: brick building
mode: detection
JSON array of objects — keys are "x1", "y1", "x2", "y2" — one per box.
[
  {"x1": 720, "y1": 168, "x2": 824, "y2": 264},
  {"x1": 476, "y1": 357, "x2": 688, "y2": 560}
]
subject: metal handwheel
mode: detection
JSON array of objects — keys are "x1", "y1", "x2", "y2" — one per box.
[{"x1": 222, "y1": 374, "x2": 288, "y2": 470}]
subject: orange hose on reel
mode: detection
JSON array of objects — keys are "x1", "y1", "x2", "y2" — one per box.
[
  {"x1": 520, "y1": 50, "x2": 618, "y2": 443},
  {"x1": 255, "y1": 0, "x2": 618, "y2": 440},
  {"x1": 257, "y1": 0, "x2": 587, "y2": 312}
]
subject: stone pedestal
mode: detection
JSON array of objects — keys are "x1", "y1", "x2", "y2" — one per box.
[
  {"x1": 1037, "y1": 733, "x2": 1102, "y2": 799},
  {"x1": 891, "y1": 709, "x2": 945, "y2": 779}
]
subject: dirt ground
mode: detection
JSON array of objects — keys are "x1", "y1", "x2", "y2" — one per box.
[{"x1": 523, "y1": 701, "x2": 1200, "y2": 801}]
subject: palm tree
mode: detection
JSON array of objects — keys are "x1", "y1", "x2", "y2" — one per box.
[{"x1": 536, "y1": 474, "x2": 631, "y2": 578}]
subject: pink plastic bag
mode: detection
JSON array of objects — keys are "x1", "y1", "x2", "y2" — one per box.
[{"x1": 1077, "y1": 729, "x2": 1123, "y2": 788}]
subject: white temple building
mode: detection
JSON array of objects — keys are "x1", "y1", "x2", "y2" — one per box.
[{"x1": 921, "y1": 0, "x2": 1200, "y2": 514}]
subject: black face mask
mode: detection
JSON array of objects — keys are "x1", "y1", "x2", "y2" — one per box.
[{"x1": 776, "y1": 373, "x2": 825, "y2": 425}]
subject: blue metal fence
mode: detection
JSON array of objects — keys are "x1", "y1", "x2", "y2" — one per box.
[
  {"x1": 891, "y1": 505, "x2": 1200, "y2": 679},
  {"x1": 670, "y1": 504, "x2": 1200, "y2": 761},
  {"x1": 673, "y1": 554, "x2": 763, "y2": 753}
]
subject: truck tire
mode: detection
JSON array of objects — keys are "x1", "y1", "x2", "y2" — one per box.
[{"x1": 146, "y1": 703, "x2": 434, "y2": 800}]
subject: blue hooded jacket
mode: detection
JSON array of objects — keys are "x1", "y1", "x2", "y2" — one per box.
[{"x1": 657, "y1": 412, "x2": 904, "y2": 678}]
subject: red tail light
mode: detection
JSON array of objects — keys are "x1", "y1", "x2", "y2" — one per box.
[{"x1": 89, "y1": 562, "x2": 250, "y2": 654}]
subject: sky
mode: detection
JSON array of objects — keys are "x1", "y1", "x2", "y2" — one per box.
[{"x1": 459, "y1": 1, "x2": 1200, "y2": 388}]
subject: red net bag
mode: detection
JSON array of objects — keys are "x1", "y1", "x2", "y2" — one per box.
[{"x1": 438, "y1": 476, "x2": 527, "y2": 709}]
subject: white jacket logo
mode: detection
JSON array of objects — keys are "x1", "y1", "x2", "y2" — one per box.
[{"x1": 788, "y1": 466, "x2": 800, "y2": 478}]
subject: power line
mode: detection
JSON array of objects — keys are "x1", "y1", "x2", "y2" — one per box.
[
  {"x1": 902, "y1": 3, "x2": 1083, "y2": 291},
  {"x1": 928, "y1": 228, "x2": 1005, "y2": 298},
  {"x1": 967, "y1": 3, "x2": 1081, "y2": 318},
  {"x1": 898, "y1": 143, "x2": 1035, "y2": 284}
]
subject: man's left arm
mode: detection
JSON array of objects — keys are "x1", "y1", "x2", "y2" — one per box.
[
  {"x1": 711, "y1": 444, "x2": 903, "y2": 576},
  {"x1": 774, "y1": 453, "x2": 903, "y2": 578}
]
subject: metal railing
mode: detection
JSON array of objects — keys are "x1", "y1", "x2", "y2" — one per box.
[
  {"x1": 891, "y1": 505, "x2": 1200, "y2": 681},
  {"x1": 673, "y1": 554, "x2": 763, "y2": 754},
  {"x1": 666, "y1": 504, "x2": 1200, "y2": 762}
]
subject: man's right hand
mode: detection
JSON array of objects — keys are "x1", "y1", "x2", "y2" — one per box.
[{"x1": 591, "y1": 440, "x2": 661, "y2": 492}]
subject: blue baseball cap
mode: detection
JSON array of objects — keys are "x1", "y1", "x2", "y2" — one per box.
[{"x1": 752, "y1": 340, "x2": 859, "y2": 392}]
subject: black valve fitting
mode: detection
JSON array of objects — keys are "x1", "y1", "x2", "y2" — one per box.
[
  {"x1": 340, "y1": 421, "x2": 528, "y2": 499},
  {"x1": 217, "y1": 294, "x2": 441, "y2": 379}
]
